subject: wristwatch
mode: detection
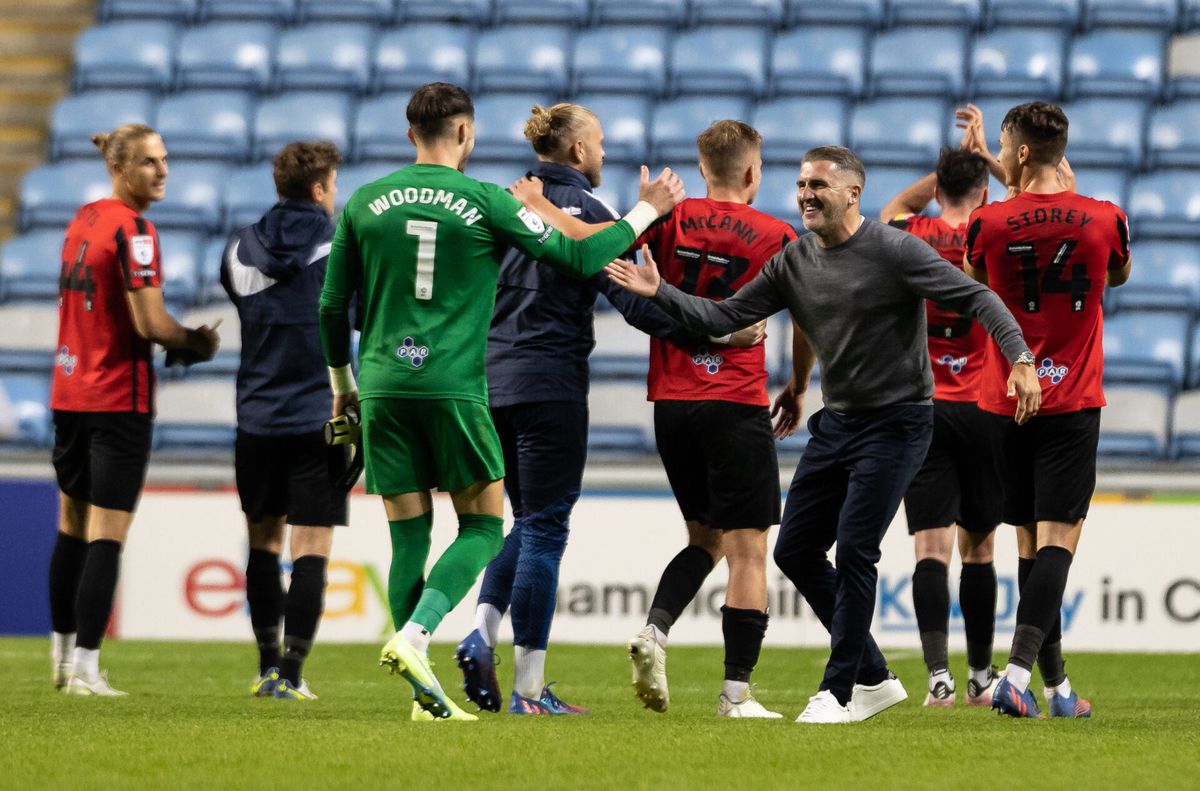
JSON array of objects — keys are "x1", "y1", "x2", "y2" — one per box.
[{"x1": 1014, "y1": 351, "x2": 1036, "y2": 367}]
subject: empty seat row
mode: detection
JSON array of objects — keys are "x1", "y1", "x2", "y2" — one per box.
[{"x1": 75, "y1": 20, "x2": 1177, "y2": 100}]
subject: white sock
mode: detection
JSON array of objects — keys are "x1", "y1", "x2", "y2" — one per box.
[
  {"x1": 401, "y1": 622, "x2": 431, "y2": 655},
  {"x1": 650, "y1": 624, "x2": 668, "y2": 647},
  {"x1": 51, "y1": 632, "x2": 76, "y2": 664},
  {"x1": 474, "y1": 603, "x2": 502, "y2": 648},
  {"x1": 1004, "y1": 663, "x2": 1032, "y2": 693},
  {"x1": 968, "y1": 666, "x2": 992, "y2": 688},
  {"x1": 722, "y1": 680, "x2": 750, "y2": 703},
  {"x1": 73, "y1": 647, "x2": 99, "y2": 680},
  {"x1": 1056, "y1": 676, "x2": 1073, "y2": 699},
  {"x1": 513, "y1": 646, "x2": 546, "y2": 700},
  {"x1": 929, "y1": 669, "x2": 955, "y2": 693}
]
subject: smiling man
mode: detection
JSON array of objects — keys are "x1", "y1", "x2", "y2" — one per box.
[{"x1": 606, "y1": 144, "x2": 1039, "y2": 724}]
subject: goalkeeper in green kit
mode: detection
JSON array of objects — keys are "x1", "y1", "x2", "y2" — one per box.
[{"x1": 318, "y1": 82, "x2": 684, "y2": 721}]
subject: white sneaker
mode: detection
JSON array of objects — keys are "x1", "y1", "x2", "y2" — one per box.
[
  {"x1": 628, "y1": 626, "x2": 668, "y2": 713},
  {"x1": 796, "y1": 690, "x2": 851, "y2": 724},
  {"x1": 849, "y1": 673, "x2": 907, "y2": 721},
  {"x1": 64, "y1": 671, "x2": 127, "y2": 697},
  {"x1": 717, "y1": 690, "x2": 784, "y2": 719}
]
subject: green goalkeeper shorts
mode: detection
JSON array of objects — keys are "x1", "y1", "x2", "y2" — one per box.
[{"x1": 360, "y1": 397, "x2": 505, "y2": 496}]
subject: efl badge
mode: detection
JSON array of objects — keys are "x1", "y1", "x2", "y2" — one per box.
[
  {"x1": 130, "y1": 235, "x2": 155, "y2": 266},
  {"x1": 517, "y1": 207, "x2": 546, "y2": 234}
]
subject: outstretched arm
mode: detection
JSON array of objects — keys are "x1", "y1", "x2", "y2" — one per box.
[
  {"x1": 880, "y1": 173, "x2": 936, "y2": 223},
  {"x1": 509, "y1": 176, "x2": 616, "y2": 240}
]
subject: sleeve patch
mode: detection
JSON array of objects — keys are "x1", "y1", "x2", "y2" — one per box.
[
  {"x1": 129, "y1": 234, "x2": 155, "y2": 267},
  {"x1": 517, "y1": 206, "x2": 546, "y2": 234}
]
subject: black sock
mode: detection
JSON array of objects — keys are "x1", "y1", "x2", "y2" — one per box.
[
  {"x1": 1038, "y1": 640, "x2": 1066, "y2": 688},
  {"x1": 721, "y1": 605, "x2": 768, "y2": 684},
  {"x1": 912, "y1": 558, "x2": 950, "y2": 674},
  {"x1": 74, "y1": 540, "x2": 122, "y2": 651},
  {"x1": 280, "y1": 555, "x2": 327, "y2": 686},
  {"x1": 1009, "y1": 546, "x2": 1073, "y2": 670},
  {"x1": 959, "y1": 561, "x2": 997, "y2": 670},
  {"x1": 48, "y1": 532, "x2": 88, "y2": 634},
  {"x1": 246, "y1": 548, "x2": 284, "y2": 674},
  {"x1": 647, "y1": 545, "x2": 716, "y2": 635}
]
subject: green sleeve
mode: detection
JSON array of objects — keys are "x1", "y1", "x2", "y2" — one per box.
[
  {"x1": 487, "y1": 186, "x2": 636, "y2": 279},
  {"x1": 319, "y1": 209, "x2": 359, "y2": 368}
]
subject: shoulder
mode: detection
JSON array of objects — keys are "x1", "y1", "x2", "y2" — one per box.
[{"x1": 580, "y1": 190, "x2": 620, "y2": 222}]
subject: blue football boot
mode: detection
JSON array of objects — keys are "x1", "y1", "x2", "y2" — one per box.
[
  {"x1": 539, "y1": 683, "x2": 590, "y2": 715},
  {"x1": 991, "y1": 676, "x2": 1042, "y2": 719},
  {"x1": 1046, "y1": 687, "x2": 1093, "y2": 719},
  {"x1": 508, "y1": 690, "x2": 554, "y2": 715},
  {"x1": 455, "y1": 629, "x2": 502, "y2": 713}
]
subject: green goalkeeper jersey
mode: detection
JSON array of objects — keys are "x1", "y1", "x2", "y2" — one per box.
[{"x1": 319, "y1": 163, "x2": 639, "y2": 404}]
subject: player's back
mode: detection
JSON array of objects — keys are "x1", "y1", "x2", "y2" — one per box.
[{"x1": 968, "y1": 190, "x2": 1129, "y2": 415}]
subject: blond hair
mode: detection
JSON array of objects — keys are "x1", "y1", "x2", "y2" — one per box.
[
  {"x1": 523, "y1": 103, "x2": 596, "y2": 160},
  {"x1": 92, "y1": 123, "x2": 158, "y2": 168},
  {"x1": 696, "y1": 120, "x2": 762, "y2": 186}
]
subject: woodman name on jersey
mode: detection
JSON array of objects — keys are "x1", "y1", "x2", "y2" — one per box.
[
  {"x1": 1005, "y1": 206, "x2": 1093, "y2": 232},
  {"x1": 679, "y1": 212, "x2": 760, "y2": 244},
  {"x1": 366, "y1": 186, "x2": 483, "y2": 226}
]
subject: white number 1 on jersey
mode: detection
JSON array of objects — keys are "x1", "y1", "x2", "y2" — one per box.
[{"x1": 406, "y1": 220, "x2": 437, "y2": 300}]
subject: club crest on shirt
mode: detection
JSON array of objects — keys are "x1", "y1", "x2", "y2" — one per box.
[
  {"x1": 1037, "y1": 357, "x2": 1069, "y2": 384},
  {"x1": 56, "y1": 345, "x2": 77, "y2": 376},
  {"x1": 935, "y1": 354, "x2": 968, "y2": 375},
  {"x1": 130, "y1": 234, "x2": 155, "y2": 266},
  {"x1": 692, "y1": 348, "x2": 724, "y2": 375},
  {"x1": 396, "y1": 337, "x2": 429, "y2": 368}
]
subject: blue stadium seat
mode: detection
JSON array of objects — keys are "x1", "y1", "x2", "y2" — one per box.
[
  {"x1": 591, "y1": 165, "x2": 637, "y2": 215},
  {"x1": 0, "y1": 305, "x2": 59, "y2": 374},
  {"x1": 153, "y1": 379, "x2": 237, "y2": 452},
  {"x1": 19, "y1": 161, "x2": 111, "y2": 231},
  {"x1": 1057, "y1": 99, "x2": 1146, "y2": 168},
  {"x1": 155, "y1": 91, "x2": 253, "y2": 161},
  {"x1": 574, "y1": 94, "x2": 650, "y2": 164},
  {"x1": 297, "y1": 0, "x2": 397, "y2": 23},
  {"x1": 0, "y1": 231, "x2": 63, "y2": 301},
  {"x1": 0, "y1": 374, "x2": 52, "y2": 448},
  {"x1": 771, "y1": 27, "x2": 867, "y2": 98},
  {"x1": 1106, "y1": 241, "x2": 1200, "y2": 312},
  {"x1": 670, "y1": 27, "x2": 768, "y2": 98},
  {"x1": 1072, "y1": 167, "x2": 1128, "y2": 207},
  {"x1": 373, "y1": 25, "x2": 472, "y2": 93},
  {"x1": 591, "y1": 310, "x2": 650, "y2": 379},
  {"x1": 858, "y1": 165, "x2": 928, "y2": 220},
  {"x1": 1097, "y1": 386, "x2": 1170, "y2": 460},
  {"x1": 752, "y1": 97, "x2": 848, "y2": 164},
  {"x1": 970, "y1": 28, "x2": 1066, "y2": 99},
  {"x1": 176, "y1": 23, "x2": 275, "y2": 92},
  {"x1": 689, "y1": 0, "x2": 784, "y2": 25},
  {"x1": 1172, "y1": 390, "x2": 1200, "y2": 459},
  {"x1": 592, "y1": 0, "x2": 687, "y2": 25},
  {"x1": 101, "y1": 0, "x2": 199, "y2": 21},
  {"x1": 850, "y1": 99, "x2": 946, "y2": 167},
  {"x1": 253, "y1": 92, "x2": 353, "y2": 161},
  {"x1": 493, "y1": 0, "x2": 591, "y2": 24},
  {"x1": 1103, "y1": 310, "x2": 1191, "y2": 389},
  {"x1": 1147, "y1": 101, "x2": 1200, "y2": 168},
  {"x1": 50, "y1": 90, "x2": 155, "y2": 160},
  {"x1": 465, "y1": 162, "x2": 525, "y2": 194},
  {"x1": 1083, "y1": 0, "x2": 1178, "y2": 29},
  {"x1": 474, "y1": 25, "x2": 571, "y2": 94},
  {"x1": 354, "y1": 94, "x2": 412, "y2": 162},
  {"x1": 1068, "y1": 31, "x2": 1165, "y2": 99},
  {"x1": 199, "y1": 236, "x2": 228, "y2": 304},
  {"x1": 784, "y1": 0, "x2": 884, "y2": 26},
  {"x1": 941, "y1": 97, "x2": 1016, "y2": 156},
  {"x1": 986, "y1": 0, "x2": 1081, "y2": 27},
  {"x1": 1192, "y1": 321, "x2": 1200, "y2": 388},
  {"x1": 335, "y1": 162, "x2": 399, "y2": 213},
  {"x1": 662, "y1": 163, "x2": 705, "y2": 199},
  {"x1": 472, "y1": 94, "x2": 557, "y2": 161},
  {"x1": 203, "y1": 0, "x2": 297, "y2": 22},
  {"x1": 587, "y1": 381, "x2": 654, "y2": 455},
  {"x1": 1184, "y1": 0, "x2": 1200, "y2": 32},
  {"x1": 650, "y1": 97, "x2": 750, "y2": 163},
  {"x1": 73, "y1": 22, "x2": 177, "y2": 91},
  {"x1": 887, "y1": 0, "x2": 981, "y2": 27},
  {"x1": 1128, "y1": 171, "x2": 1200, "y2": 238},
  {"x1": 395, "y1": 0, "x2": 491, "y2": 23},
  {"x1": 146, "y1": 162, "x2": 228, "y2": 231},
  {"x1": 275, "y1": 24, "x2": 374, "y2": 92},
  {"x1": 157, "y1": 230, "x2": 204, "y2": 307},
  {"x1": 757, "y1": 165, "x2": 801, "y2": 225},
  {"x1": 224, "y1": 164, "x2": 277, "y2": 231},
  {"x1": 870, "y1": 29, "x2": 966, "y2": 98},
  {"x1": 572, "y1": 26, "x2": 668, "y2": 96}
]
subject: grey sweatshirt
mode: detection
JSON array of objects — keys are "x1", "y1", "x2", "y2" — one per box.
[{"x1": 652, "y1": 218, "x2": 1030, "y2": 413}]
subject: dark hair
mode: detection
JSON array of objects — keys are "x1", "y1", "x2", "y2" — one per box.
[
  {"x1": 406, "y1": 82, "x2": 474, "y2": 142},
  {"x1": 696, "y1": 120, "x2": 762, "y2": 186},
  {"x1": 1000, "y1": 101, "x2": 1068, "y2": 166},
  {"x1": 801, "y1": 145, "x2": 866, "y2": 186},
  {"x1": 935, "y1": 148, "x2": 989, "y2": 203},
  {"x1": 273, "y1": 141, "x2": 343, "y2": 201}
]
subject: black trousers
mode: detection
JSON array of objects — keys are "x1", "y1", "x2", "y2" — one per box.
[{"x1": 774, "y1": 404, "x2": 934, "y2": 703}]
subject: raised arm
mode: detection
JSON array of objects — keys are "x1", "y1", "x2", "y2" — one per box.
[
  {"x1": 880, "y1": 173, "x2": 937, "y2": 223},
  {"x1": 956, "y1": 103, "x2": 1006, "y2": 184}
]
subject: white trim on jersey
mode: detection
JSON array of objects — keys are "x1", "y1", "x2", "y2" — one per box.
[{"x1": 225, "y1": 239, "x2": 332, "y2": 298}]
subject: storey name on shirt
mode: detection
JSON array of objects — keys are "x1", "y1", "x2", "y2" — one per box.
[
  {"x1": 1005, "y1": 206, "x2": 1095, "y2": 232},
  {"x1": 367, "y1": 186, "x2": 484, "y2": 226}
]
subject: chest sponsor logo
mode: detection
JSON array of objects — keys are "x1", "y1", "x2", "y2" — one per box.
[
  {"x1": 130, "y1": 234, "x2": 155, "y2": 266},
  {"x1": 692, "y1": 347, "x2": 724, "y2": 375},
  {"x1": 56, "y1": 346, "x2": 77, "y2": 376},
  {"x1": 934, "y1": 354, "x2": 968, "y2": 375},
  {"x1": 396, "y1": 337, "x2": 429, "y2": 368},
  {"x1": 517, "y1": 207, "x2": 546, "y2": 234},
  {"x1": 1037, "y1": 357, "x2": 1069, "y2": 384}
]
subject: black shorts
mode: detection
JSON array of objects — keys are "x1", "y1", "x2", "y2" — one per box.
[
  {"x1": 904, "y1": 399, "x2": 1003, "y2": 534},
  {"x1": 235, "y1": 429, "x2": 349, "y2": 527},
  {"x1": 654, "y1": 400, "x2": 780, "y2": 531},
  {"x1": 52, "y1": 410, "x2": 153, "y2": 513},
  {"x1": 994, "y1": 407, "x2": 1101, "y2": 526}
]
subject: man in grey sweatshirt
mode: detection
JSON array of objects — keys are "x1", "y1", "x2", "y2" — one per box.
[{"x1": 607, "y1": 145, "x2": 1040, "y2": 724}]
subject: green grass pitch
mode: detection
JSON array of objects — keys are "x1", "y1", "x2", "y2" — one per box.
[{"x1": 3, "y1": 638, "x2": 1198, "y2": 790}]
